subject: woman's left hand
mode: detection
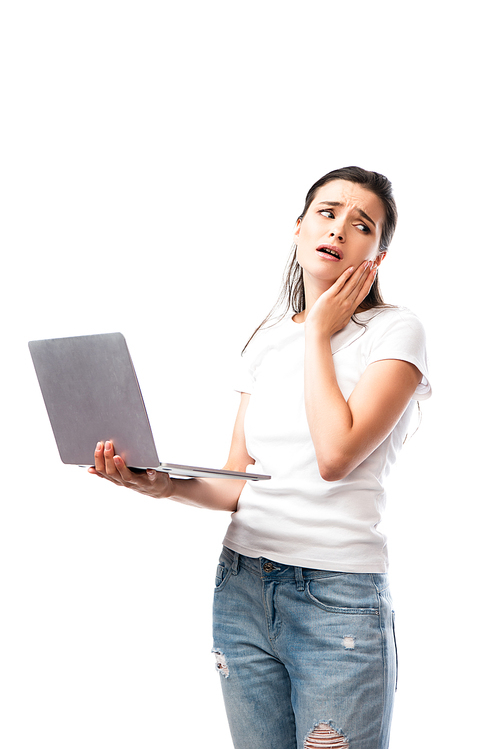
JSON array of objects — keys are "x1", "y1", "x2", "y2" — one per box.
[{"x1": 305, "y1": 260, "x2": 378, "y2": 338}]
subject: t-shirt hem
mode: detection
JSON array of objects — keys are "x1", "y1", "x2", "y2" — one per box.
[{"x1": 223, "y1": 538, "x2": 388, "y2": 574}]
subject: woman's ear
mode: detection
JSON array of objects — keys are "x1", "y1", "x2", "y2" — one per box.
[
  {"x1": 375, "y1": 251, "x2": 387, "y2": 267},
  {"x1": 293, "y1": 218, "x2": 301, "y2": 243}
]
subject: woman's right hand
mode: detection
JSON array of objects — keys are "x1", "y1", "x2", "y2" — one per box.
[
  {"x1": 88, "y1": 440, "x2": 174, "y2": 499},
  {"x1": 305, "y1": 261, "x2": 377, "y2": 338}
]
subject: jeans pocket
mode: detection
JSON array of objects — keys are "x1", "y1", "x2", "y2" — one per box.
[
  {"x1": 215, "y1": 563, "x2": 226, "y2": 588},
  {"x1": 305, "y1": 578, "x2": 379, "y2": 614},
  {"x1": 214, "y1": 558, "x2": 233, "y2": 593}
]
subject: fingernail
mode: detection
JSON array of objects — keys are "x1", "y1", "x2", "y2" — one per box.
[
  {"x1": 105, "y1": 441, "x2": 111, "y2": 450},
  {"x1": 96, "y1": 441, "x2": 102, "y2": 451}
]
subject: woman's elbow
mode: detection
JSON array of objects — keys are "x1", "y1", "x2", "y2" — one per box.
[{"x1": 317, "y1": 457, "x2": 352, "y2": 482}]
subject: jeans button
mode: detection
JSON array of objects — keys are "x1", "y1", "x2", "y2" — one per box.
[{"x1": 263, "y1": 562, "x2": 275, "y2": 572}]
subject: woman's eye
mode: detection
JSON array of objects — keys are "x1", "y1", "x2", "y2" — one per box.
[
  {"x1": 356, "y1": 223, "x2": 370, "y2": 233},
  {"x1": 319, "y1": 210, "x2": 334, "y2": 218}
]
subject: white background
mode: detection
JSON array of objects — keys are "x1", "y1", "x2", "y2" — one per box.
[{"x1": 1, "y1": 1, "x2": 498, "y2": 746}]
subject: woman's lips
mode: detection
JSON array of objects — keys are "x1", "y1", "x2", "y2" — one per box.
[{"x1": 316, "y1": 244, "x2": 344, "y2": 261}]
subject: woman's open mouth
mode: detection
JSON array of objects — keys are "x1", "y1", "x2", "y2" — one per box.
[{"x1": 316, "y1": 244, "x2": 343, "y2": 261}]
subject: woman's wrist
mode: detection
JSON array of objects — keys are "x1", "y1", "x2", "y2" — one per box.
[{"x1": 304, "y1": 318, "x2": 334, "y2": 344}]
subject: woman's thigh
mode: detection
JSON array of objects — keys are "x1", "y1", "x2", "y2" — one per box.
[
  {"x1": 212, "y1": 548, "x2": 396, "y2": 749},
  {"x1": 212, "y1": 548, "x2": 297, "y2": 749},
  {"x1": 279, "y1": 570, "x2": 396, "y2": 748}
]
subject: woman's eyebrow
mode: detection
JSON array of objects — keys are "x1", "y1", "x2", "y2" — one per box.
[{"x1": 317, "y1": 201, "x2": 376, "y2": 229}]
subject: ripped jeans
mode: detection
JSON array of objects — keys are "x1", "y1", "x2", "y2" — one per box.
[{"x1": 212, "y1": 547, "x2": 397, "y2": 749}]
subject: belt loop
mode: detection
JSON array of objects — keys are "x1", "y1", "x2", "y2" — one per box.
[
  {"x1": 231, "y1": 551, "x2": 240, "y2": 575},
  {"x1": 294, "y1": 566, "x2": 305, "y2": 591}
]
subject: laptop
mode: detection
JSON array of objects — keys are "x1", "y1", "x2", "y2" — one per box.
[{"x1": 28, "y1": 332, "x2": 270, "y2": 481}]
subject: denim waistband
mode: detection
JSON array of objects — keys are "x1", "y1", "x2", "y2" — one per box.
[{"x1": 220, "y1": 546, "x2": 389, "y2": 591}]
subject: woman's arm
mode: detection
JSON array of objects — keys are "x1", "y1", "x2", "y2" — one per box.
[
  {"x1": 89, "y1": 393, "x2": 254, "y2": 512},
  {"x1": 304, "y1": 263, "x2": 422, "y2": 481}
]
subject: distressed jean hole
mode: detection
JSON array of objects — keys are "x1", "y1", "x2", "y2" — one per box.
[
  {"x1": 304, "y1": 723, "x2": 349, "y2": 748},
  {"x1": 342, "y1": 636, "x2": 355, "y2": 650},
  {"x1": 213, "y1": 649, "x2": 229, "y2": 678}
]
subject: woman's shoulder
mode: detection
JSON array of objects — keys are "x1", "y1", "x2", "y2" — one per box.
[
  {"x1": 242, "y1": 314, "x2": 299, "y2": 357},
  {"x1": 354, "y1": 305, "x2": 427, "y2": 334},
  {"x1": 355, "y1": 305, "x2": 431, "y2": 398}
]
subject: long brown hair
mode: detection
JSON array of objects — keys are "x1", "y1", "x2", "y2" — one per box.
[{"x1": 243, "y1": 166, "x2": 398, "y2": 351}]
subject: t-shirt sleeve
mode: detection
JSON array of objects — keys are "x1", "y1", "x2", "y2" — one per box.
[
  {"x1": 233, "y1": 349, "x2": 255, "y2": 394},
  {"x1": 365, "y1": 308, "x2": 432, "y2": 400}
]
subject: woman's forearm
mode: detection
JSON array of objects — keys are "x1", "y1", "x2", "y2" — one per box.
[
  {"x1": 166, "y1": 475, "x2": 245, "y2": 512},
  {"x1": 304, "y1": 329, "x2": 355, "y2": 481},
  {"x1": 91, "y1": 440, "x2": 245, "y2": 511}
]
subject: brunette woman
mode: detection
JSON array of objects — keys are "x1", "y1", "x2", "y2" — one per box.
[{"x1": 91, "y1": 167, "x2": 431, "y2": 749}]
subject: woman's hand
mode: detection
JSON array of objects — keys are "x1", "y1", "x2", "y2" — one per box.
[
  {"x1": 305, "y1": 260, "x2": 378, "y2": 338},
  {"x1": 88, "y1": 441, "x2": 174, "y2": 499},
  {"x1": 88, "y1": 438, "x2": 244, "y2": 511},
  {"x1": 87, "y1": 395, "x2": 252, "y2": 512}
]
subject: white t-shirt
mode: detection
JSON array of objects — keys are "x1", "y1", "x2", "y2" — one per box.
[{"x1": 223, "y1": 306, "x2": 431, "y2": 573}]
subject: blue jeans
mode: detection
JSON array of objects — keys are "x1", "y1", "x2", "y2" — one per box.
[{"x1": 212, "y1": 547, "x2": 397, "y2": 749}]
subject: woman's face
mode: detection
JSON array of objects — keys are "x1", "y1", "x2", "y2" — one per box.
[{"x1": 294, "y1": 180, "x2": 386, "y2": 290}]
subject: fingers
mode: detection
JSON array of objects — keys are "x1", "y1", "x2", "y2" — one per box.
[
  {"x1": 103, "y1": 440, "x2": 119, "y2": 474},
  {"x1": 348, "y1": 260, "x2": 377, "y2": 287},
  {"x1": 348, "y1": 263, "x2": 378, "y2": 313},
  {"x1": 324, "y1": 261, "x2": 377, "y2": 323},
  {"x1": 306, "y1": 259, "x2": 379, "y2": 338},
  {"x1": 91, "y1": 440, "x2": 166, "y2": 495},
  {"x1": 111, "y1": 452, "x2": 138, "y2": 483},
  {"x1": 352, "y1": 260, "x2": 377, "y2": 299},
  {"x1": 93, "y1": 440, "x2": 132, "y2": 483},
  {"x1": 94, "y1": 441, "x2": 106, "y2": 472},
  {"x1": 334, "y1": 261, "x2": 377, "y2": 301}
]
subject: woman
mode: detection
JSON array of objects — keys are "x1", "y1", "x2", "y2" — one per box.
[{"x1": 91, "y1": 166, "x2": 431, "y2": 748}]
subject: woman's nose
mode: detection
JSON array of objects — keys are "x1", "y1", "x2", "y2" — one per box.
[{"x1": 330, "y1": 225, "x2": 345, "y2": 241}]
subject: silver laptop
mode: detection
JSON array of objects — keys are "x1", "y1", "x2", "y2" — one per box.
[{"x1": 28, "y1": 332, "x2": 270, "y2": 481}]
